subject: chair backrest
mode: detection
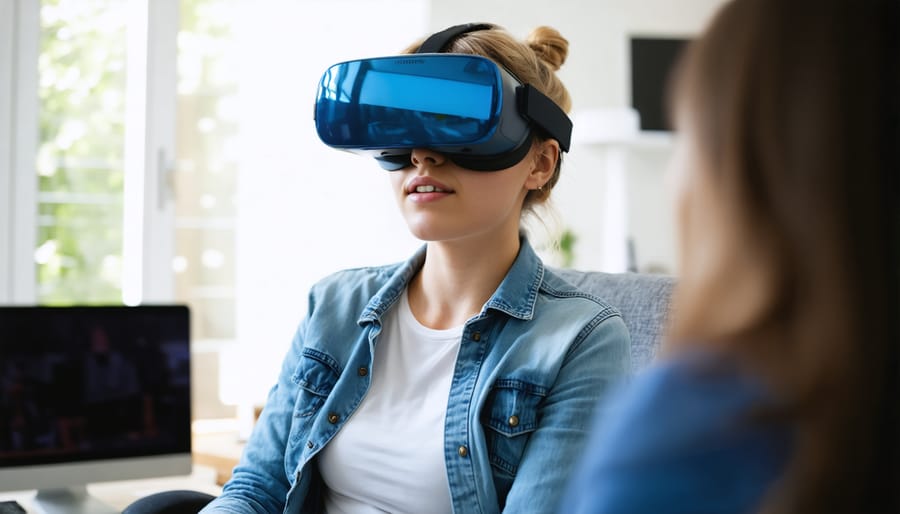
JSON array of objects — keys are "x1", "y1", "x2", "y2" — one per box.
[{"x1": 553, "y1": 269, "x2": 675, "y2": 372}]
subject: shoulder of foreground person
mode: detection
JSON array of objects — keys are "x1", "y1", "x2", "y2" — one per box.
[{"x1": 558, "y1": 353, "x2": 792, "y2": 514}]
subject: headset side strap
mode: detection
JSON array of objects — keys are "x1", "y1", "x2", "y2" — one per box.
[{"x1": 516, "y1": 85, "x2": 573, "y2": 152}]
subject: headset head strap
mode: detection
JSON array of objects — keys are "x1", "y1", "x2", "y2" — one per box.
[{"x1": 416, "y1": 23, "x2": 494, "y2": 53}]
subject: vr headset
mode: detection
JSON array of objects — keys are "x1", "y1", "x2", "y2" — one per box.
[{"x1": 314, "y1": 23, "x2": 573, "y2": 171}]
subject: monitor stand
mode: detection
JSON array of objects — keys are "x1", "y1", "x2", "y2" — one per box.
[{"x1": 32, "y1": 486, "x2": 118, "y2": 514}]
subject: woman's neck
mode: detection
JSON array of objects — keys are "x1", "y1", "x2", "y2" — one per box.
[{"x1": 407, "y1": 231, "x2": 522, "y2": 329}]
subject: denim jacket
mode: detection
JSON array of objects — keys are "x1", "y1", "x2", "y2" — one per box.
[{"x1": 202, "y1": 239, "x2": 631, "y2": 514}]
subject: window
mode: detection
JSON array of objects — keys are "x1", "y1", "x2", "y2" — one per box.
[
  {"x1": 175, "y1": 0, "x2": 239, "y2": 342},
  {"x1": 35, "y1": 0, "x2": 129, "y2": 304}
]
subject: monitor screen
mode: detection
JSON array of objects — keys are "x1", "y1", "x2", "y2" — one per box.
[{"x1": 0, "y1": 305, "x2": 192, "y2": 510}]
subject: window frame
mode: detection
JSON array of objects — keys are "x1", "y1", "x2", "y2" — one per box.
[{"x1": 0, "y1": 0, "x2": 39, "y2": 304}]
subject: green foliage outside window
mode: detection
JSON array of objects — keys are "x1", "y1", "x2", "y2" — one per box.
[{"x1": 36, "y1": 0, "x2": 127, "y2": 304}]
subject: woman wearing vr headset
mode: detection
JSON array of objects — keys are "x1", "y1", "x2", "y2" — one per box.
[
  {"x1": 198, "y1": 23, "x2": 631, "y2": 514},
  {"x1": 560, "y1": 0, "x2": 899, "y2": 513}
]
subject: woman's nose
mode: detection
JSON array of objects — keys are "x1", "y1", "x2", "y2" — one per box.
[{"x1": 410, "y1": 148, "x2": 447, "y2": 168}]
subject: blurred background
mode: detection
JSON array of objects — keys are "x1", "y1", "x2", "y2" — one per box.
[{"x1": 0, "y1": 0, "x2": 724, "y2": 422}]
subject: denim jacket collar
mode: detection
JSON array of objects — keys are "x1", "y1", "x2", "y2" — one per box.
[
  {"x1": 483, "y1": 239, "x2": 543, "y2": 320},
  {"x1": 358, "y1": 237, "x2": 544, "y2": 325},
  {"x1": 357, "y1": 246, "x2": 425, "y2": 325}
]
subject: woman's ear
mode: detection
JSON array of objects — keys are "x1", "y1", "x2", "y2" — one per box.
[{"x1": 524, "y1": 139, "x2": 559, "y2": 190}]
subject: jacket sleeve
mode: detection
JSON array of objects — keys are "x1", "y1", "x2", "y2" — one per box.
[
  {"x1": 199, "y1": 314, "x2": 311, "y2": 513},
  {"x1": 501, "y1": 311, "x2": 632, "y2": 513}
]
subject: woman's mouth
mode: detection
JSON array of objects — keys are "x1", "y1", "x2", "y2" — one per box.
[
  {"x1": 406, "y1": 178, "x2": 455, "y2": 203},
  {"x1": 413, "y1": 185, "x2": 449, "y2": 193}
]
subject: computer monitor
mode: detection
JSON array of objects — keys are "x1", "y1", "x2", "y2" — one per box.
[{"x1": 0, "y1": 305, "x2": 192, "y2": 514}]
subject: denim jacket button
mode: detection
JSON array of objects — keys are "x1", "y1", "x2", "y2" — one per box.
[
  {"x1": 472, "y1": 331, "x2": 481, "y2": 342},
  {"x1": 458, "y1": 445, "x2": 469, "y2": 457},
  {"x1": 358, "y1": 366, "x2": 368, "y2": 376},
  {"x1": 328, "y1": 413, "x2": 340, "y2": 424},
  {"x1": 508, "y1": 415, "x2": 519, "y2": 427},
  {"x1": 306, "y1": 440, "x2": 314, "y2": 449}
]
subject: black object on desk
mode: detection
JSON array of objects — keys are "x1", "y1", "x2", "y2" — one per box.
[{"x1": 0, "y1": 501, "x2": 26, "y2": 514}]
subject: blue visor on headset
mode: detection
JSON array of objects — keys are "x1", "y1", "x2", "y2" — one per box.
[{"x1": 314, "y1": 53, "x2": 572, "y2": 171}]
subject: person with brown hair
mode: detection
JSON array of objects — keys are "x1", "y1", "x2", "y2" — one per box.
[
  {"x1": 559, "y1": 0, "x2": 899, "y2": 512},
  {"x1": 191, "y1": 23, "x2": 631, "y2": 514}
]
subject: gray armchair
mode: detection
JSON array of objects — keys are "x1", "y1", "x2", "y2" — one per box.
[{"x1": 553, "y1": 269, "x2": 675, "y2": 371}]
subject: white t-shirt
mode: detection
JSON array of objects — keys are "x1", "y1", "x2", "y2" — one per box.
[{"x1": 318, "y1": 288, "x2": 463, "y2": 514}]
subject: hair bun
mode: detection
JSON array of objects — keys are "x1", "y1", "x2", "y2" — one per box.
[{"x1": 526, "y1": 26, "x2": 569, "y2": 71}]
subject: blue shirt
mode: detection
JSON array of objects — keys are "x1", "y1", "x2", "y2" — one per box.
[
  {"x1": 202, "y1": 239, "x2": 632, "y2": 514},
  {"x1": 559, "y1": 353, "x2": 791, "y2": 514}
]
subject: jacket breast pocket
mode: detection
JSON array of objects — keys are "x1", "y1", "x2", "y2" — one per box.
[
  {"x1": 481, "y1": 379, "x2": 547, "y2": 478},
  {"x1": 288, "y1": 349, "x2": 340, "y2": 447}
]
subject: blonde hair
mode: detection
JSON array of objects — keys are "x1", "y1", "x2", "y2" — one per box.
[{"x1": 405, "y1": 24, "x2": 572, "y2": 212}]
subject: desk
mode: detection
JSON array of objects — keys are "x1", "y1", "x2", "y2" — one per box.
[
  {"x1": 0, "y1": 464, "x2": 223, "y2": 513},
  {"x1": 191, "y1": 420, "x2": 245, "y2": 486},
  {"x1": 0, "y1": 422, "x2": 246, "y2": 513}
]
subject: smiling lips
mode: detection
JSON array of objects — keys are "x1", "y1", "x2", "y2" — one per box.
[{"x1": 406, "y1": 176, "x2": 454, "y2": 202}]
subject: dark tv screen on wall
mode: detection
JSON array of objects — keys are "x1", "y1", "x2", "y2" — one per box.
[{"x1": 630, "y1": 36, "x2": 690, "y2": 132}]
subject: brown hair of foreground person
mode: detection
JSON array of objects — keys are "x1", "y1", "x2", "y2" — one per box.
[{"x1": 665, "y1": 0, "x2": 899, "y2": 513}]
